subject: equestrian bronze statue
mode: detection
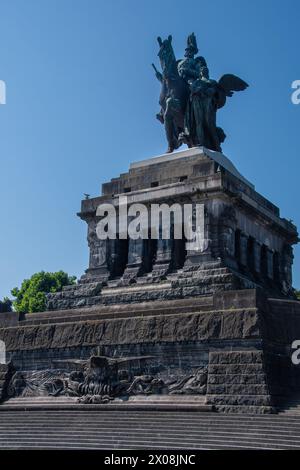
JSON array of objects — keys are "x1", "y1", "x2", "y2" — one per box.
[{"x1": 153, "y1": 33, "x2": 248, "y2": 153}]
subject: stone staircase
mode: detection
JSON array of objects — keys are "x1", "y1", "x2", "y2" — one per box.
[
  {"x1": 46, "y1": 258, "x2": 261, "y2": 310},
  {"x1": 277, "y1": 395, "x2": 300, "y2": 415},
  {"x1": 1, "y1": 410, "x2": 300, "y2": 449},
  {"x1": 169, "y1": 264, "x2": 259, "y2": 295}
]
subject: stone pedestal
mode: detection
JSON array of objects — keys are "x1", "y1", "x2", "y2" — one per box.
[
  {"x1": 3, "y1": 289, "x2": 300, "y2": 413},
  {"x1": 47, "y1": 147, "x2": 298, "y2": 309},
  {"x1": 5, "y1": 147, "x2": 298, "y2": 414}
]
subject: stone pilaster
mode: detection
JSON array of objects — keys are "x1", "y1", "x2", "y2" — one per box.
[
  {"x1": 266, "y1": 248, "x2": 274, "y2": 280},
  {"x1": 184, "y1": 203, "x2": 213, "y2": 267},
  {"x1": 239, "y1": 233, "x2": 248, "y2": 268},
  {"x1": 119, "y1": 238, "x2": 144, "y2": 285},
  {"x1": 150, "y1": 237, "x2": 173, "y2": 280},
  {"x1": 83, "y1": 219, "x2": 110, "y2": 282},
  {"x1": 253, "y1": 241, "x2": 261, "y2": 275},
  {"x1": 218, "y1": 206, "x2": 238, "y2": 270},
  {"x1": 281, "y1": 244, "x2": 294, "y2": 295}
]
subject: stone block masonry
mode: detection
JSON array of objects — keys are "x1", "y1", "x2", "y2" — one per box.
[{"x1": 207, "y1": 351, "x2": 273, "y2": 414}]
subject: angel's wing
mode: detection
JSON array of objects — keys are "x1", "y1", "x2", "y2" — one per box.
[
  {"x1": 216, "y1": 74, "x2": 249, "y2": 109},
  {"x1": 219, "y1": 74, "x2": 249, "y2": 93}
]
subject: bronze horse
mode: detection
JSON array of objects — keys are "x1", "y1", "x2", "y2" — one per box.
[{"x1": 155, "y1": 36, "x2": 190, "y2": 153}]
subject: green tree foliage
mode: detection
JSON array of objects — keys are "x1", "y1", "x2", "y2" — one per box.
[
  {"x1": 295, "y1": 290, "x2": 300, "y2": 301},
  {"x1": 0, "y1": 297, "x2": 12, "y2": 313},
  {"x1": 11, "y1": 271, "x2": 76, "y2": 313}
]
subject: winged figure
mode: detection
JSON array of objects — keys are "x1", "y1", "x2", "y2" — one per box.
[
  {"x1": 216, "y1": 74, "x2": 249, "y2": 109},
  {"x1": 183, "y1": 65, "x2": 249, "y2": 151}
]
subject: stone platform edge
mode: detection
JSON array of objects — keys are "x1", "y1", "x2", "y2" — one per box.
[{"x1": 130, "y1": 146, "x2": 254, "y2": 189}]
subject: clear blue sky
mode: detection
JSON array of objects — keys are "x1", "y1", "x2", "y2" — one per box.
[{"x1": 0, "y1": 0, "x2": 299, "y2": 298}]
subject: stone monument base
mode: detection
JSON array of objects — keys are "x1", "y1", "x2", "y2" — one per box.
[
  {"x1": 0, "y1": 148, "x2": 298, "y2": 414},
  {"x1": 1, "y1": 289, "x2": 300, "y2": 414}
]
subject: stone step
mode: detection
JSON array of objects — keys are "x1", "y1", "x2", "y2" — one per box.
[
  {"x1": 177, "y1": 267, "x2": 231, "y2": 279},
  {"x1": 2, "y1": 407, "x2": 300, "y2": 417},
  {"x1": 174, "y1": 273, "x2": 235, "y2": 286},
  {"x1": 4, "y1": 397, "x2": 77, "y2": 404},
  {"x1": 279, "y1": 403, "x2": 300, "y2": 407},
  {"x1": 0, "y1": 418, "x2": 298, "y2": 430},
  {"x1": 1, "y1": 429, "x2": 300, "y2": 445},
  {"x1": 2, "y1": 422, "x2": 300, "y2": 437},
  {"x1": 2, "y1": 418, "x2": 300, "y2": 434},
  {"x1": 20, "y1": 296, "x2": 213, "y2": 326},
  {"x1": 0, "y1": 432, "x2": 300, "y2": 449},
  {"x1": 0, "y1": 412, "x2": 297, "y2": 421},
  {"x1": 0, "y1": 407, "x2": 300, "y2": 449},
  {"x1": 1, "y1": 410, "x2": 299, "y2": 421},
  {"x1": 278, "y1": 408, "x2": 300, "y2": 413},
  {"x1": 277, "y1": 395, "x2": 300, "y2": 415},
  {"x1": 278, "y1": 411, "x2": 300, "y2": 414},
  {"x1": 0, "y1": 403, "x2": 214, "y2": 412},
  {"x1": 4, "y1": 395, "x2": 206, "y2": 406},
  {"x1": 21, "y1": 304, "x2": 213, "y2": 325},
  {"x1": 0, "y1": 410, "x2": 294, "y2": 421},
  {"x1": 183, "y1": 261, "x2": 223, "y2": 271},
  {"x1": 0, "y1": 395, "x2": 212, "y2": 412}
]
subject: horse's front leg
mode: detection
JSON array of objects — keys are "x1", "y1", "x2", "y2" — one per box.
[{"x1": 164, "y1": 98, "x2": 181, "y2": 153}]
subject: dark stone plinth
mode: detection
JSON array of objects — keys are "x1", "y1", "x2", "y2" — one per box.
[{"x1": 1, "y1": 289, "x2": 300, "y2": 413}]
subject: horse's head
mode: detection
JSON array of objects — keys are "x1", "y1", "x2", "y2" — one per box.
[{"x1": 157, "y1": 35, "x2": 178, "y2": 80}]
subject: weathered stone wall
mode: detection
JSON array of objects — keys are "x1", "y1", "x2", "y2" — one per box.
[
  {"x1": 0, "y1": 363, "x2": 14, "y2": 402},
  {"x1": 207, "y1": 350, "x2": 273, "y2": 414},
  {"x1": 0, "y1": 308, "x2": 260, "y2": 353}
]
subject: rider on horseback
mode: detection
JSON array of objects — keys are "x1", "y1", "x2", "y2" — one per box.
[
  {"x1": 177, "y1": 33, "x2": 207, "y2": 86},
  {"x1": 152, "y1": 33, "x2": 248, "y2": 153}
]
